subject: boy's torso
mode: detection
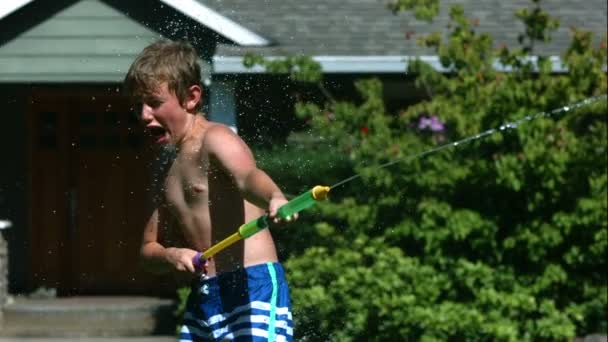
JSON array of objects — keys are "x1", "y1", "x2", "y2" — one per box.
[{"x1": 155, "y1": 118, "x2": 277, "y2": 276}]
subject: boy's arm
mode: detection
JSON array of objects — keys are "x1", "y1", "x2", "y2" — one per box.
[
  {"x1": 140, "y1": 209, "x2": 198, "y2": 274},
  {"x1": 204, "y1": 125, "x2": 289, "y2": 218}
]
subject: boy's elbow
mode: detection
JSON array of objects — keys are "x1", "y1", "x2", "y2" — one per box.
[
  {"x1": 238, "y1": 170, "x2": 257, "y2": 192},
  {"x1": 139, "y1": 244, "x2": 167, "y2": 275},
  {"x1": 138, "y1": 251, "x2": 155, "y2": 273}
]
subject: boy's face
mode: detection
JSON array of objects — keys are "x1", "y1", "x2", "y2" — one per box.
[{"x1": 137, "y1": 82, "x2": 192, "y2": 145}]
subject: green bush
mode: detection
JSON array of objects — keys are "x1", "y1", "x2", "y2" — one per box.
[
  {"x1": 277, "y1": 1, "x2": 605, "y2": 341},
  {"x1": 255, "y1": 138, "x2": 355, "y2": 259}
]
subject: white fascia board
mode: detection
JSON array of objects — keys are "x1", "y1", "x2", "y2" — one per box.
[
  {"x1": 213, "y1": 55, "x2": 571, "y2": 74},
  {"x1": 0, "y1": 0, "x2": 34, "y2": 20},
  {"x1": 213, "y1": 55, "x2": 415, "y2": 74},
  {"x1": 160, "y1": 0, "x2": 270, "y2": 46}
]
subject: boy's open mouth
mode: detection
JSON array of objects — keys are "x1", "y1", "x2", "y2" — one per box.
[{"x1": 147, "y1": 125, "x2": 168, "y2": 142}]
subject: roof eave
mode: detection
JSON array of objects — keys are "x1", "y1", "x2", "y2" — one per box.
[
  {"x1": 160, "y1": 0, "x2": 271, "y2": 46},
  {"x1": 0, "y1": 0, "x2": 34, "y2": 20},
  {"x1": 213, "y1": 55, "x2": 575, "y2": 74},
  {"x1": 0, "y1": 0, "x2": 271, "y2": 47}
]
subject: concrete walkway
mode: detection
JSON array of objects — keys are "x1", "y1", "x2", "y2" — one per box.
[
  {"x1": 1, "y1": 296, "x2": 176, "y2": 338},
  {"x1": 0, "y1": 338, "x2": 175, "y2": 342}
]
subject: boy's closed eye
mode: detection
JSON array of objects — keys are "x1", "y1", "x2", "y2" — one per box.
[{"x1": 143, "y1": 96, "x2": 163, "y2": 109}]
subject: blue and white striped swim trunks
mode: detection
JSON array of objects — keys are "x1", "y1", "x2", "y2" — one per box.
[{"x1": 179, "y1": 262, "x2": 293, "y2": 341}]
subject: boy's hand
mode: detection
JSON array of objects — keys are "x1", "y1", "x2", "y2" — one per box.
[
  {"x1": 268, "y1": 195, "x2": 298, "y2": 224},
  {"x1": 165, "y1": 247, "x2": 199, "y2": 273}
]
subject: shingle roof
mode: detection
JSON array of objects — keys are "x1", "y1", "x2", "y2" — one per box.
[
  {"x1": 0, "y1": 0, "x2": 604, "y2": 78},
  {"x1": 201, "y1": 0, "x2": 607, "y2": 57}
]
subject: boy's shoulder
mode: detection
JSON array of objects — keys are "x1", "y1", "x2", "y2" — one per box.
[
  {"x1": 202, "y1": 121, "x2": 237, "y2": 142},
  {"x1": 201, "y1": 121, "x2": 243, "y2": 150}
]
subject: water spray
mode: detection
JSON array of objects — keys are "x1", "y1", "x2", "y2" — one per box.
[{"x1": 195, "y1": 95, "x2": 606, "y2": 268}]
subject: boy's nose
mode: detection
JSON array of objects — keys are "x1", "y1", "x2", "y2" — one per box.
[{"x1": 140, "y1": 105, "x2": 154, "y2": 123}]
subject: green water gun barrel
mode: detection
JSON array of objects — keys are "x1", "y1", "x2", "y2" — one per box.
[
  {"x1": 239, "y1": 185, "x2": 330, "y2": 238},
  {"x1": 278, "y1": 185, "x2": 330, "y2": 217},
  {"x1": 198, "y1": 185, "x2": 331, "y2": 263}
]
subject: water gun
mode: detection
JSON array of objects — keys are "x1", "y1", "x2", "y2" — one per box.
[{"x1": 193, "y1": 185, "x2": 330, "y2": 270}]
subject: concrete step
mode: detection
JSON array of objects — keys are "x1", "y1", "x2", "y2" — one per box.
[
  {"x1": 0, "y1": 338, "x2": 175, "y2": 342},
  {"x1": 1, "y1": 296, "x2": 177, "y2": 338}
]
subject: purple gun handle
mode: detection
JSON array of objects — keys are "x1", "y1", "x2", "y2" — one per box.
[{"x1": 193, "y1": 252, "x2": 206, "y2": 271}]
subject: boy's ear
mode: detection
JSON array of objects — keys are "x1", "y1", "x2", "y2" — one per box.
[{"x1": 184, "y1": 85, "x2": 202, "y2": 112}]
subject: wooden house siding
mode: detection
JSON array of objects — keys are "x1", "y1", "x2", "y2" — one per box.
[{"x1": 0, "y1": 0, "x2": 211, "y2": 82}]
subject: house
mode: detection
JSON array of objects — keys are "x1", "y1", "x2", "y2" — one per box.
[{"x1": 0, "y1": 0, "x2": 605, "y2": 298}]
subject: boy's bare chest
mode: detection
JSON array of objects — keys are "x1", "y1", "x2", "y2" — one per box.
[{"x1": 162, "y1": 152, "x2": 210, "y2": 208}]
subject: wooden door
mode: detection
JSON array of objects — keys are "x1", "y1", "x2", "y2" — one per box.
[
  {"x1": 28, "y1": 88, "x2": 174, "y2": 296},
  {"x1": 28, "y1": 93, "x2": 71, "y2": 292}
]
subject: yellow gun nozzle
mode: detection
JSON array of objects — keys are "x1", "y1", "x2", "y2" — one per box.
[{"x1": 312, "y1": 185, "x2": 331, "y2": 201}]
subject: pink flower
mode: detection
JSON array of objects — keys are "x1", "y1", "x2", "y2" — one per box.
[{"x1": 418, "y1": 115, "x2": 445, "y2": 132}]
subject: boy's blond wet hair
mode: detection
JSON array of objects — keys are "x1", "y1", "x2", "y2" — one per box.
[{"x1": 124, "y1": 40, "x2": 202, "y2": 108}]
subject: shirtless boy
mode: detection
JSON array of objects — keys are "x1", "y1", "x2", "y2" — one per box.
[{"x1": 124, "y1": 40, "x2": 294, "y2": 341}]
